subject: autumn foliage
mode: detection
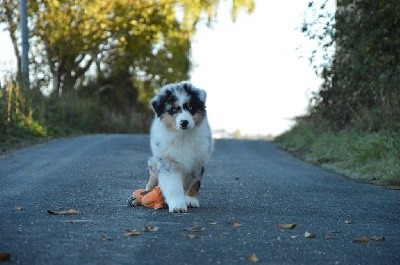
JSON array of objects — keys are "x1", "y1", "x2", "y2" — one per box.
[{"x1": 0, "y1": 0, "x2": 254, "y2": 135}]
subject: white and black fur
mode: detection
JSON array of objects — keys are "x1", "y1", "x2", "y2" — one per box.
[{"x1": 146, "y1": 81, "x2": 212, "y2": 213}]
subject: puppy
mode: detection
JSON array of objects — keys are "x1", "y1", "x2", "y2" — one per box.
[{"x1": 146, "y1": 81, "x2": 212, "y2": 213}]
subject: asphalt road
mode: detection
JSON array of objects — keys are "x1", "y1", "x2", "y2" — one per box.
[{"x1": 0, "y1": 135, "x2": 399, "y2": 264}]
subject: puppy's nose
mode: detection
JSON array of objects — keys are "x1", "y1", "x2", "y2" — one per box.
[{"x1": 180, "y1": 120, "x2": 189, "y2": 129}]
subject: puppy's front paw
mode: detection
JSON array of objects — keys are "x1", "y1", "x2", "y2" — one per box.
[
  {"x1": 185, "y1": 196, "x2": 200, "y2": 208},
  {"x1": 168, "y1": 199, "x2": 187, "y2": 213}
]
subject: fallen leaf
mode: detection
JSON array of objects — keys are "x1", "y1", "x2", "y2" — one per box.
[
  {"x1": 304, "y1": 231, "x2": 317, "y2": 238},
  {"x1": 65, "y1": 219, "x2": 93, "y2": 224},
  {"x1": 278, "y1": 223, "x2": 297, "y2": 229},
  {"x1": 291, "y1": 235, "x2": 298, "y2": 239},
  {"x1": 15, "y1": 206, "x2": 23, "y2": 211},
  {"x1": 100, "y1": 235, "x2": 114, "y2": 241},
  {"x1": 352, "y1": 236, "x2": 385, "y2": 243},
  {"x1": 324, "y1": 233, "x2": 336, "y2": 240},
  {"x1": 247, "y1": 253, "x2": 259, "y2": 262},
  {"x1": 142, "y1": 226, "x2": 159, "y2": 232},
  {"x1": 0, "y1": 252, "x2": 11, "y2": 262},
  {"x1": 47, "y1": 209, "x2": 81, "y2": 215},
  {"x1": 352, "y1": 236, "x2": 370, "y2": 243},
  {"x1": 124, "y1": 229, "x2": 142, "y2": 237},
  {"x1": 209, "y1": 221, "x2": 218, "y2": 225},
  {"x1": 231, "y1": 221, "x2": 243, "y2": 228},
  {"x1": 344, "y1": 220, "x2": 353, "y2": 224},
  {"x1": 187, "y1": 234, "x2": 198, "y2": 240},
  {"x1": 185, "y1": 226, "x2": 206, "y2": 232}
]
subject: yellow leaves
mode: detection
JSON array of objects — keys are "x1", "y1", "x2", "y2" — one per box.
[
  {"x1": 100, "y1": 23, "x2": 107, "y2": 30},
  {"x1": 232, "y1": 0, "x2": 256, "y2": 21},
  {"x1": 52, "y1": 0, "x2": 60, "y2": 8}
]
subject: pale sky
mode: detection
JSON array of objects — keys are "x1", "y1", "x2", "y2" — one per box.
[
  {"x1": 191, "y1": 0, "x2": 322, "y2": 136},
  {"x1": 0, "y1": 0, "x2": 324, "y2": 137}
]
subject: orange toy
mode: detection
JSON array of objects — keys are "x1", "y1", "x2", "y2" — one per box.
[{"x1": 127, "y1": 186, "x2": 166, "y2": 209}]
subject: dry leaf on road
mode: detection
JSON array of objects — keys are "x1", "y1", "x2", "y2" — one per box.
[
  {"x1": 0, "y1": 253, "x2": 11, "y2": 262},
  {"x1": 100, "y1": 235, "x2": 114, "y2": 241},
  {"x1": 278, "y1": 223, "x2": 297, "y2": 229},
  {"x1": 47, "y1": 209, "x2": 81, "y2": 215},
  {"x1": 142, "y1": 225, "x2": 159, "y2": 232},
  {"x1": 247, "y1": 253, "x2": 259, "y2": 262},
  {"x1": 352, "y1": 236, "x2": 370, "y2": 243},
  {"x1": 185, "y1": 226, "x2": 206, "y2": 232},
  {"x1": 324, "y1": 231, "x2": 339, "y2": 240},
  {"x1": 124, "y1": 229, "x2": 142, "y2": 237},
  {"x1": 352, "y1": 236, "x2": 385, "y2": 243},
  {"x1": 187, "y1": 234, "x2": 199, "y2": 240},
  {"x1": 304, "y1": 231, "x2": 317, "y2": 238},
  {"x1": 231, "y1": 221, "x2": 243, "y2": 228}
]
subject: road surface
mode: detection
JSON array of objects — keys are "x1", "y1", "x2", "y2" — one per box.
[{"x1": 0, "y1": 135, "x2": 399, "y2": 264}]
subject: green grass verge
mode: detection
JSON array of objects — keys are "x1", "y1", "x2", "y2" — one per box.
[{"x1": 274, "y1": 119, "x2": 400, "y2": 187}]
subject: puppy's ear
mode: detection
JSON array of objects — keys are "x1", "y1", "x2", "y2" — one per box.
[
  {"x1": 197, "y1": 89, "x2": 207, "y2": 103},
  {"x1": 150, "y1": 95, "x2": 165, "y2": 117},
  {"x1": 182, "y1": 82, "x2": 207, "y2": 104}
]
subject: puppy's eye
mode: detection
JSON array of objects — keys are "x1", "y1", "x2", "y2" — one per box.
[
  {"x1": 187, "y1": 104, "x2": 193, "y2": 111},
  {"x1": 170, "y1": 106, "x2": 179, "y2": 113}
]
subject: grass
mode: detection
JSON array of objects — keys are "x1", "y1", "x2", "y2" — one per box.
[{"x1": 274, "y1": 118, "x2": 400, "y2": 187}]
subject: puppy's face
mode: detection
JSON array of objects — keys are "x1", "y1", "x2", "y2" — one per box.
[{"x1": 151, "y1": 82, "x2": 207, "y2": 131}]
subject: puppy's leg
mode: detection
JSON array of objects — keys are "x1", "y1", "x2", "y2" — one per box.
[
  {"x1": 185, "y1": 180, "x2": 201, "y2": 208},
  {"x1": 159, "y1": 171, "x2": 187, "y2": 213},
  {"x1": 146, "y1": 157, "x2": 158, "y2": 191}
]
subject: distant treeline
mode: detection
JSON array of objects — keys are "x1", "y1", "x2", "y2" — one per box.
[{"x1": 0, "y1": 0, "x2": 254, "y2": 138}]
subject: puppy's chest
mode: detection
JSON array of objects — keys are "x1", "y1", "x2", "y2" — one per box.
[{"x1": 155, "y1": 136, "x2": 208, "y2": 164}]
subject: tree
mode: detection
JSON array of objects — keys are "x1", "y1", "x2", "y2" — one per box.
[
  {"x1": 303, "y1": 0, "x2": 400, "y2": 131},
  {"x1": 1, "y1": 0, "x2": 255, "y2": 133},
  {"x1": 2, "y1": 0, "x2": 254, "y2": 99},
  {"x1": 0, "y1": 0, "x2": 22, "y2": 84}
]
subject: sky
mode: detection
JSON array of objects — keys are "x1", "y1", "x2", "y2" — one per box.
[
  {"x1": 0, "y1": 0, "x2": 324, "y2": 137},
  {"x1": 190, "y1": 0, "x2": 322, "y2": 136}
]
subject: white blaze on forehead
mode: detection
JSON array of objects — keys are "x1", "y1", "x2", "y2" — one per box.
[{"x1": 174, "y1": 89, "x2": 191, "y2": 106}]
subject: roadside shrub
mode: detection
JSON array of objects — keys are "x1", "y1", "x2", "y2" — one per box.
[
  {"x1": 276, "y1": 118, "x2": 400, "y2": 186},
  {"x1": 0, "y1": 79, "x2": 46, "y2": 139}
]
